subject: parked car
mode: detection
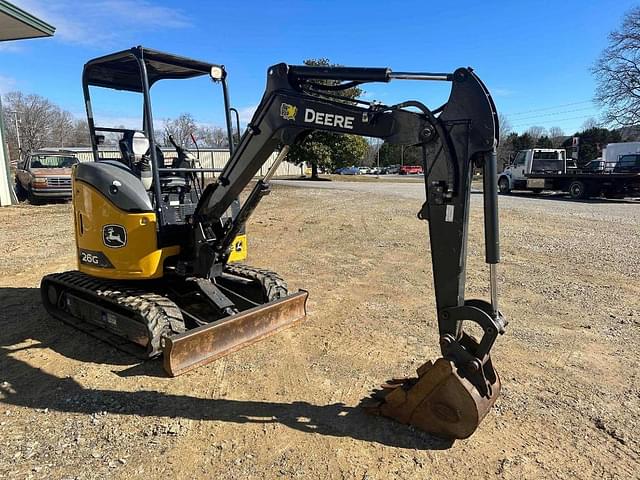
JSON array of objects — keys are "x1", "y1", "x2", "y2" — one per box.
[
  {"x1": 399, "y1": 165, "x2": 423, "y2": 175},
  {"x1": 335, "y1": 166, "x2": 360, "y2": 175},
  {"x1": 581, "y1": 159, "x2": 605, "y2": 173},
  {"x1": 384, "y1": 165, "x2": 400, "y2": 174},
  {"x1": 358, "y1": 166, "x2": 371, "y2": 174},
  {"x1": 613, "y1": 154, "x2": 640, "y2": 173},
  {"x1": 14, "y1": 151, "x2": 79, "y2": 203}
]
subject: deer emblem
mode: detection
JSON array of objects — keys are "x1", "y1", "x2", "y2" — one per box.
[{"x1": 103, "y1": 225, "x2": 127, "y2": 248}]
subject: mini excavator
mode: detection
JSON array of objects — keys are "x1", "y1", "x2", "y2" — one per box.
[{"x1": 41, "y1": 47, "x2": 508, "y2": 439}]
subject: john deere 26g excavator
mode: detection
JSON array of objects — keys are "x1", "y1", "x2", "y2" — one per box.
[{"x1": 41, "y1": 46, "x2": 507, "y2": 440}]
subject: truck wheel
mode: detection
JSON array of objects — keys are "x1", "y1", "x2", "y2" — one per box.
[
  {"x1": 498, "y1": 177, "x2": 511, "y2": 194},
  {"x1": 604, "y1": 192, "x2": 625, "y2": 199},
  {"x1": 14, "y1": 181, "x2": 27, "y2": 201},
  {"x1": 568, "y1": 180, "x2": 587, "y2": 200},
  {"x1": 27, "y1": 188, "x2": 42, "y2": 205}
]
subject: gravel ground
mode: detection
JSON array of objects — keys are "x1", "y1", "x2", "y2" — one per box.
[
  {"x1": 274, "y1": 179, "x2": 640, "y2": 224},
  {"x1": 0, "y1": 181, "x2": 639, "y2": 479}
]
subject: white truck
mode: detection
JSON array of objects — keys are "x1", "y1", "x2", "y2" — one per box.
[
  {"x1": 498, "y1": 148, "x2": 640, "y2": 199},
  {"x1": 600, "y1": 142, "x2": 640, "y2": 171}
]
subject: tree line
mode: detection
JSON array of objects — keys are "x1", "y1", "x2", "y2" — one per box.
[
  {"x1": 2, "y1": 91, "x2": 91, "y2": 159},
  {"x1": 1, "y1": 91, "x2": 232, "y2": 161}
]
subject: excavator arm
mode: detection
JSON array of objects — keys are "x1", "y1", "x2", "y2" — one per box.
[{"x1": 181, "y1": 63, "x2": 508, "y2": 438}]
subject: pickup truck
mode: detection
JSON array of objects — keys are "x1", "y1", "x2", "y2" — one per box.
[
  {"x1": 14, "y1": 151, "x2": 79, "y2": 203},
  {"x1": 498, "y1": 148, "x2": 640, "y2": 199}
]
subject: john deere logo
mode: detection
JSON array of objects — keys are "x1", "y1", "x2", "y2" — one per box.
[
  {"x1": 103, "y1": 224, "x2": 127, "y2": 248},
  {"x1": 280, "y1": 103, "x2": 298, "y2": 121}
]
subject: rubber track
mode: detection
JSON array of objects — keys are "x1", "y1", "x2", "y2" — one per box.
[
  {"x1": 42, "y1": 271, "x2": 185, "y2": 358},
  {"x1": 223, "y1": 264, "x2": 289, "y2": 301}
]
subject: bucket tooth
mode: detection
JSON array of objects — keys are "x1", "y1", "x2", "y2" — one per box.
[
  {"x1": 364, "y1": 357, "x2": 501, "y2": 439},
  {"x1": 163, "y1": 290, "x2": 308, "y2": 376}
]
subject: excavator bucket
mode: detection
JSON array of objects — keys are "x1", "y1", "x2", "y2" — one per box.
[
  {"x1": 363, "y1": 357, "x2": 501, "y2": 439},
  {"x1": 163, "y1": 291, "x2": 308, "y2": 376}
]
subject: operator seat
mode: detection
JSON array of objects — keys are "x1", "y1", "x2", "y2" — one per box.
[
  {"x1": 118, "y1": 131, "x2": 149, "y2": 170},
  {"x1": 157, "y1": 146, "x2": 187, "y2": 190},
  {"x1": 118, "y1": 131, "x2": 187, "y2": 190}
]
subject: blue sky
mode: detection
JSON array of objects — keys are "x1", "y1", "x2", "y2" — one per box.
[{"x1": 1, "y1": 0, "x2": 637, "y2": 135}]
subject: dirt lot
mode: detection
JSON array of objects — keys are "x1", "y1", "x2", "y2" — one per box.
[{"x1": 1, "y1": 183, "x2": 639, "y2": 480}]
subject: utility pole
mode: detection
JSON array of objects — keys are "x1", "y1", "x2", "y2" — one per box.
[{"x1": 10, "y1": 111, "x2": 22, "y2": 160}]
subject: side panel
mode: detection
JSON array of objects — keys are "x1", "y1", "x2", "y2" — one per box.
[{"x1": 73, "y1": 179, "x2": 179, "y2": 279}]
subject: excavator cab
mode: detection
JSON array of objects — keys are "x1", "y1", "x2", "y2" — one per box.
[
  {"x1": 41, "y1": 46, "x2": 507, "y2": 440},
  {"x1": 69, "y1": 48, "x2": 247, "y2": 280}
]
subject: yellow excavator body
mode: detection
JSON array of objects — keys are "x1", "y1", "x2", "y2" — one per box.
[
  {"x1": 73, "y1": 178, "x2": 179, "y2": 279},
  {"x1": 73, "y1": 173, "x2": 247, "y2": 280}
]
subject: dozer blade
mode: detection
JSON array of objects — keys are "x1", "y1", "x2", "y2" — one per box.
[
  {"x1": 163, "y1": 290, "x2": 308, "y2": 376},
  {"x1": 363, "y1": 357, "x2": 500, "y2": 439}
]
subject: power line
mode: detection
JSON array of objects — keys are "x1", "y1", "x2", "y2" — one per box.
[
  {"x1": 512, "y1": 114, "x2": 599, "y2": 128},
  {"x1": 504, "y1": 100, "x2": 593, "y2": 117},
  {"x1": 509, "y1": 106, "x2": 596, "y2": 122}
]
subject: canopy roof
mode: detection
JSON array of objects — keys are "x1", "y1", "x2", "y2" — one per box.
[
  {"x1": 83, "y1": 46, "x2": 224, "y2": 92},
  {"x1": 0, "y1": 0, "x2": 55, "y2": 41}
]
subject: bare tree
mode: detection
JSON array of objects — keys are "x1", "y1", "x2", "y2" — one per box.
[
  {"x1": 2, "y1": 91, "x2": 82, "y2": 157},
  {"x1": 163, "y1": 113, "x2": 197, "y2": 147},
  {"x1": 103, "y1": 125, "x2": 127, "y2": 146},
  {"x1": 593, "y1": 7, "x2": 640, "y2": 127},
  {"x1": 498, "y1": 112, "x2": 512, "y2": 140},
  {"x1": 548, "y1": 126, "x2": 564, "y2": 139},
  {"x1": 525, "y1": 125, "x2": 547, "y2": 143},
  {"x1": 581, "y1": 117, "x2": 600, "y2": 130},
  {"x1": 70, "y1": 119, "x2": 91, "y2": 147},
  {"x1": 3, "y1": 91, "x2": 57, "y2": 155},
  {"x1": 548, "y1": 126, "x2": 565, "y2": 147},
  {"x1": 363, "y1": 138, "x2": 382, "y2": 166},
  {"x1": 50, "y1": 109, "x2": 75, "y2": 148},
  {"x1": 196, "y1": 125, "x2": 228, "y2": 148},
  {"x1": 496, "y1": 113, "x2": 513, "y2": 170}
]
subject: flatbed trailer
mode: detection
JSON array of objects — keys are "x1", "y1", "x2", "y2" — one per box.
[
  {"x1": 498, "y1": 149, "x2": 640, "y2": 199},
  {"x1": 523, "y1": 172, "x2": 640, "y2": 199}
]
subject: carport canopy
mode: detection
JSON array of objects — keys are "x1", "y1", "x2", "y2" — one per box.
[
  {"x1": 0, "y1": 0, "x2": 55, "y2": 41},
  {"x1": 0, "y1": 1, "x2": 55, "y2": 206}
]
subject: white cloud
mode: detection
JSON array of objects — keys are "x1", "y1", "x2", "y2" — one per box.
[
  {"x1": 13, "y1": 0, "x2": 191, "y2": 47},
  {"x1": 491, "y1": 88, "x2": 515, "y2": 97},
  {"x1": 0, "y1": 43, "x2": 26, "y2": 53},
  {"x1": 238, "y1": 104, "x2": 258, "y2": 124},
  {"x1": 72, "y1": 112, "x2": 142, "y2": 130},
  {"x1": 0, "y1": 75, "x2": 17, "y2": 94}
]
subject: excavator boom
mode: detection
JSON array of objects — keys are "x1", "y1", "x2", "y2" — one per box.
[{"x1": 178, "y1": 62, "x2": 507, "y2": 438}]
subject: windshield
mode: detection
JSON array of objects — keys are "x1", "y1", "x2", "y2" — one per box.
[
  {"x1": 531, "y1": 151, "x2": 563, "y2": 172},
  {"x1": 30, "y1": 155, "x2": 78, "y2": 168}
]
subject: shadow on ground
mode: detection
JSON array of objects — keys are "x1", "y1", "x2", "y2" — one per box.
[{"x1": 0, "y1": 287, "x2": 452, "y2": 450}]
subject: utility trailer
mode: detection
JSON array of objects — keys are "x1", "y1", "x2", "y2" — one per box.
[{"x1": 498, "y1": 148, "x2": 640, "y2": 199}]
